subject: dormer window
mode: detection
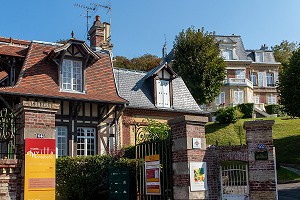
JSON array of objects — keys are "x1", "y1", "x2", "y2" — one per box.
[
  {"x1": 62, "y1": 59, "x2": 83, "y2": 92},
  {"x1": 256, "y1": 52, "x2": 263, "y2": 62},
  {"x1": 222, "y1": 49, "x2": 233, "y2": 60},
  {"x1": 156, "y1": 79, "x2": 170, "y2": 108}
]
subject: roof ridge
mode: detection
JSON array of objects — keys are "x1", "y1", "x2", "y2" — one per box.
[{"x1": 113, "y1": 67, "x2": 148, "y2": 74}]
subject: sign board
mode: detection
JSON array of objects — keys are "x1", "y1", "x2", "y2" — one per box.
[
  {"x1": 255, "y1": 151, "x2": 268, "y2": 160},
  {"x1": 24, "y1": 138, "x2": 56, "y2": 200},
  {"x1": 190, "y1": 162, "x2": 207, "y2": 191},
  {"x1": 192, "y1": 138, "x2": 202, "y2": 149},
  {"x1": 145, "y1": 154, "x2": 161, "y2": 195}
]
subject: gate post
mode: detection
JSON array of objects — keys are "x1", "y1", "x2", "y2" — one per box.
[
  {"x1": 168, "y1": 115, "x2": 208, "y2": 200},
  {"x1": 244, "y1": 120, "x2": 277, "y2": 200}
]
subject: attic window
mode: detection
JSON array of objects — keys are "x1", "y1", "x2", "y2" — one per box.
[
  {"x1": 256, "y1": 52, "x2": 263, "y2": 62},
  {"x1": 222, "y1": 49, "x2": 233, "y2": 60},
  {"x1": 61, "y1": 59, "x2": 83, "y2": 92},
  {"x1": 156, "y1": 80, "x2": 170, "y2": 108}
]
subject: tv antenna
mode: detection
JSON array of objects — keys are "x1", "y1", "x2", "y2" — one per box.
[{"x1": 74, "y1": 2, "x2": 112, "y2": 40}]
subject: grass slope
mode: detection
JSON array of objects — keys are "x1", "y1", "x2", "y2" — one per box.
[{"x1": 205, "y1": 118, "x2": 300, "y2": 165}]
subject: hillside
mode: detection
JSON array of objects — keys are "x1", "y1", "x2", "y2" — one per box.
[{"x1": 205, "y1": 118, "x2": 300, "y2": 165}]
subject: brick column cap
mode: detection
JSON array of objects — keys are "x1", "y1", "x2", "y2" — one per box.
[
  {"x1": 168, "y1": 115, "x2": 208, "y2": 126},
  {"x1": 243, "y1": 120, "x2": 275, "y2": 129}
]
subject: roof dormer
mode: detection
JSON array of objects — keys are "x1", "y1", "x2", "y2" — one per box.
[
  {"x1": 145, "y1": 62, "x2": 177, "y2": 108},
  {"x1": 47, "y1": 39, "x2": 100, "y2": 93}
]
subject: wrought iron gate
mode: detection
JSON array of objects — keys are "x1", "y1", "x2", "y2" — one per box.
[
  {"x1": 135, "y1": 124, "x2": 173, "y2": 200},
  {"x1": 220, "y1": 162, "x2": 249, "y2": 200}
]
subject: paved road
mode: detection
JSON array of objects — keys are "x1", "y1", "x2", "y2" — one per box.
[{"x1": 278, "y1": 182, "x2": 300, "y2": 200}]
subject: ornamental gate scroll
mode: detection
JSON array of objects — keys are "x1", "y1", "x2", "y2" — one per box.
[{"x1": 0, "y1": 108, "x2": 18, "y2": 159}]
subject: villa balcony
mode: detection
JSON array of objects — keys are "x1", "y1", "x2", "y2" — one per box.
[{"x1": 224, "y1": 78, "x2": 253, "y2": 88}]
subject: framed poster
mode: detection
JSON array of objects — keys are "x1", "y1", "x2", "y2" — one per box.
[
  {"x1": 24, "y1": 138, "x2": 56, "y2": 200},
  {"x1": 190, "y1": 162, "x2": 207, "y2": 191},
  {"x1": 145, "y1": 154, "x2": 161, "y2": 195}
]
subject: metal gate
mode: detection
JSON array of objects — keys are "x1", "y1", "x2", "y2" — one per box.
[
  {"x1": 135, "y1": 124, "x2": 173, "y2": 200},
  {"x1": 220, "y1": 162, "x2": 249, "y2": 200}
]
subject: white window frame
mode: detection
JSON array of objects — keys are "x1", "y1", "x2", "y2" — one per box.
[
  {"x1": 222, "y1": 49, "x2": 233, "y2": 60},
  {"x1": 256, "y1": 52, "x2": 263, "y2": 62},
  {"x1": 77, "y1": 127, "x2": 96, "y2": 156},
  {"x1": 267, "y1": 94, "x2": 277, "y2": 105},
  {"x1": 215, "y1": 92, "x2": 225, "y2": 106},
  {"x1": 235, "y1": 70, "x2": 245, "y2": 79},
  {"x1": 156, "y1": 79, "x2": 170, "y2": 108},
  {"x1": 234, "y1": 91, "x2": 244, "y2": 105},
  {"x1": 266, "y1": 72, "x2": 274, "y2": 87},
  {"x1": 62, "y1": 59, "x2": 83, "y2": 92},
  {"x1": 254, "y1": 95, "x2": 260, "y2": 104},
  {"x1": 251, "y1": 72, "x2": 257, "y2": 86},
  {"x1": 56, "y1": 126, "x2": 68, "y2": 157}
]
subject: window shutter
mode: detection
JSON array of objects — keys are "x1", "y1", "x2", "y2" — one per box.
[
  {"x1": 274, "y1": 72, "x2": 279, "y2": 85},
  {"x1": 156, "y1": 80, "x2": 164, "y2": 107},
  {"x1": 221, "y1": 92, "x2": 225, "y2": 104},
  {"x1": 258, "y1": 72, "x2": 264, "y2": 87},
  {"x1": 234, "y1": 91, "x2": 239, "y2": 104},
  {"x1": 263, "y1": 72, "x2": 267, "y2": 87},
  {"x1": 239, "y1": 91, "x2": 244, "y2": 104},
  {"x1": 162, "y1": 80, "x2": 170, "y2": 107}
]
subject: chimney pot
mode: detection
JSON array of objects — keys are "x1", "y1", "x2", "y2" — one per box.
[{"x1": 96, "y1": 15, "x2": 100, "y2": 22}]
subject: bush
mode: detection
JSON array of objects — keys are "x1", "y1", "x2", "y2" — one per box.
[
  {"x1": 265, "y1": 104, "x2": 286, "y2": 117},
  {"x1": 237, "y1": 103, "x2": 254, "y2": 118},
  {"x1": 56, "y1": 155, "x2": 135, "y2": 200},
  {"x1": 123, "y1": 145, "x2": 136, "y2": 159},
  {"x1": 215, "y1": 107, "x2": 243, "y2": 124}
]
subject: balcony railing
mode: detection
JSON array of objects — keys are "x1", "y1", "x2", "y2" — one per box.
[{"x1": 224, "y1": 78, "x2": 253, "y2": 88}]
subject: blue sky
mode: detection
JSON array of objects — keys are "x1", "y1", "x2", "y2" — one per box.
[{"x1": 1, "y1": 0, "x2": 300, "y2": 58}]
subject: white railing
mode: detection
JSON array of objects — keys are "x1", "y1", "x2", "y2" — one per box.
[
  {"x1": 224, "y1": 78, "x2": 253, "y2": 88},
  {"x1": 254, "y1": 103, "x2": 265, "y2": 111}
]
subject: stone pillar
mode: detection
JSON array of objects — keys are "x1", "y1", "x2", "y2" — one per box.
[
  {"x1": 244, "y1": 120, "x2": 277, "y2": 200},
  {"x1": 15, "y1": 100, "x2": 60, "y2": 140},
  {"x1": 168, "y1": 115, "x2": 208, "y2": 200}
]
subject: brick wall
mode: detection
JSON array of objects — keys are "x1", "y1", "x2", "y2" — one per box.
[{"x1": 0, "y1": 159, "x2": 22, "y2": 200}]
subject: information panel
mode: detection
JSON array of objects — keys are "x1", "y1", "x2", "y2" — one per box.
[
  {"x1": 190, "y1": 162, "x2": 207, "y2": 191},
  {"x1": 24, "y1": 138, "x2": 56, "y2": 200},
  {"x1": 145, "y1": 154, "x2": 161, "y2": 195}
]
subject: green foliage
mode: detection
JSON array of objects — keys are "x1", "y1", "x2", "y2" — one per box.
[
  {"x1": 233, "y1": 120, "x2": 246, "y2": 145},
  {"x1": 272, "y1": 40, "x2": 299, "y2": 67},
  {"x1": 265, "y1": 104, "x2": 286, "y2": 117},
  {"x1": 123, "y1": 145, "x2": 136, "y2": 159},
  {"x1": 215, "y1": 107, "x2": 243, "y2": 124},
  {"x1": 142, "y1": 119, "x2": 170, "y2": 142},
  {"x1": 172, "y1": 27, "x2": 226, "y2": 104},
  {"x1": 56, "y1": 155, "x2": 135, "y2": 200},
  {"x1": 113, "y1": 54, "x2": 161, "y2": 71},
  {"x1": 278, "y1": 48, "x2": 300, "y2": 117},
  {"x1": 277, "y1": 167, "x2": 300, "y2": 181},
  {"x1": 237, "y1": 103, "x2": 254, "y2": 118}
]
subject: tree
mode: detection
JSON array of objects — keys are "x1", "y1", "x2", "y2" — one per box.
[
  {"x1": 113, "y1": 54, "x2": 161, "y2": 71},
  {"x1": 172, "y1": 27, "x2": 226, "y2": 104},
  {"x1": 272, "y1": 40, "x2": 299, "y2": 67},
  {"x1": 278, "y1": 48, "x2": 300, "y2": 117}
]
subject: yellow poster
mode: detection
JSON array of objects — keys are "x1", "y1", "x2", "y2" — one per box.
[{"x1": 24, "y1": 139, "x2": 56, "y2": 200}]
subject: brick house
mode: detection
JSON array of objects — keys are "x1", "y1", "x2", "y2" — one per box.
[
  {"x1": 213, "y1": 35, "x2": 280, "y2": 111},
  {"x1": 0, "y1": 16, "x2": 128, "y2": 158},
  {"x1": 113, "y1": 62, "x2": 206, "y2": 146}
]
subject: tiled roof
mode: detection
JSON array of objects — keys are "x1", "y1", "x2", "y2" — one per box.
[
  {"x1": 246, "y1": 50, "x2": 278, "y2": 63},
  {"x1": 0, "y1": 71, "x2": 7, "y2": 81},
  {"x1": 0, "y1": 45, "x2": 28, "y2": 57},
  {"x1": 0, "y1": 36, "x2": 30, "y2": 46},
  {"x1": 0, "y1": 42, "x2": 127, "y2": 104},
  {"x1": 215, "y1": 35, "x2": 250, "y2": 60},
  {"x1": 113, "y1": 67, "x2": 204, "y2": 114}
]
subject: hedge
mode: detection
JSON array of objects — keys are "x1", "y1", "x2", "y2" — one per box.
[
  {"x1": 215, "y1": 107, "x2": 243, "y2": 124},
  {"x1": 265, "y1": 104, "x2": 286, "y2": 117},
  {"x1": 56, "y1": 155, "x2": 135, "y2": 200},
  {"x1": 237, "y1": 103, "x2": 254, "y2": 118}
]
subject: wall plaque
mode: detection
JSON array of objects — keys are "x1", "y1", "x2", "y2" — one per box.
[{"x1": 255, "y1": 151, "x2": 268, "y2": 160}]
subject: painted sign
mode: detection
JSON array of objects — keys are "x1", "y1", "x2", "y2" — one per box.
[
  {"x1": 192, "y1": 138, "x2": 202, "y2": 149},
  {"x1": 24, "y1": 138, "x2": 56, "y2": 200},
  {"x1": 145, "y1": 154, "x2": 161, "y2": 195},
  {"x1": 255, "y1": 151, "x2": 268, "y2": 160},
  {"x1": 190, "y1": 162, "x2": 207, "y2": 191}
]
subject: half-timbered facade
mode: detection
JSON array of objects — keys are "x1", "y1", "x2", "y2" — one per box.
[{"x1": 0, "y1": 16, "x2": 127, "y2": 158}]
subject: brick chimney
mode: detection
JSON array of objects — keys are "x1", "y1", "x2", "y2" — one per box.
[{"x1": 88, "y1": 15, "x2": 113, "y2": 52}]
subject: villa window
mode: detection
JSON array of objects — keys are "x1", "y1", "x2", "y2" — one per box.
[
  {"x1": 267, "y1": 94, "x2": 277, "y2": 105},
  {"x1": 77, "y1": 127, "x2": 96, "y2": 156},
  {"x1": 266, "y1": 72, "x2": 274, "y2": 86},
  {"x1": 251, "y1": 72, "x2": 258, "y2": 86},
  {"x1": 56, "y1": 126, "x2": 68, "y2": 157},
  {"x1": 256, "y1": 52, "x2": 263, "y2": 62},
  {"x1": 156, "y1": 80, "x2": 170, "y2": 108},
  {"x1": 235, "y1": 70, "x2": 245, "y2": 79},
  {"x1": 254, "y1": 95, "x2": 260, "y2": 104},
  {"x1": 222, "y1": 49, "x2": 233, "y2": 60},
  {"x1": 215, "y1": 92, "x2": 225, "y2": 106},
  {"x1": 234, "y1": 90, "x2": 244, "y2": 105},
  {"x1": 62, "y1": 59, "x2": 83, "y2": 92}
]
